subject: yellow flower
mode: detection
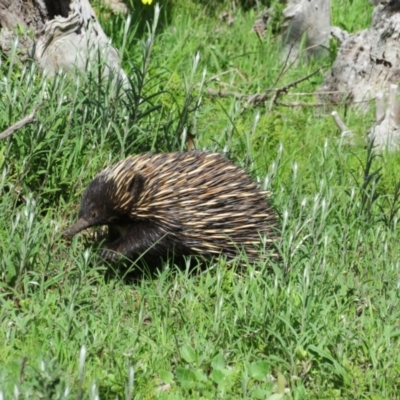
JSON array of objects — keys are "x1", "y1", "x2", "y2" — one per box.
[{"x1": 141, "y1": 0, "x2": 153, "y2": 4}]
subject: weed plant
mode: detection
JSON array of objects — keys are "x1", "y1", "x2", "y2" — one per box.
[{"x1": 1, "y1": 0, "x2": 400, "y2": 399}]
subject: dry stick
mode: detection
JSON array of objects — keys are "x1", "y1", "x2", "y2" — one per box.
[
  {"x1": 206, "y1": 88, "x2": 248, "y2": 99},
  {"x1": 276, "y1": 101, "x2": 329, "y2": 107},
  {"x1": 276, "y1": 98, "x2": 373, "y2": 107},
  {"x1": 331, "y1": 110, "x2": 354, "y2": 143},
  {"x1": 207, "y1": 68, "x2": 247, "y2": 83},
  {"x1": 206, "y1": 67, "x2": 324, "y2": 110},
  {"x1": 266, "y1": 66, "x2": 324, "y2": 111},
  {"x1": 331, "y1": 110, "x2": 356, "y2": 146},
  {"x1": 331, "y1": 111, "x2": 349, "y2": 132},
  {"x1": 0, "y1": 106, "x2": 41, "y2": 140},
  {"x1": 207, "y1": 88, "x2": 357, "y2": 100},
  {"x1": 207, "y1": 87, "x2": 375, "y2": 109},
  {"x1": 271, "y1": 38, "x2": 300, "y2": 89},
  {"x1": 208, "y1": 26, "x2": 328, "y2": 110},
  {"x1": 286, "y1": 91, "x2": 352, "y2": 96},
  {"x1": 205, "y1": 29, "x2": 313, "y2": 107}
]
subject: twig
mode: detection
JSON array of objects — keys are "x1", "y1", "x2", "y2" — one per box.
[
  {"x1": 331, "y1": 111, "x2": 349, "y2": 132},
  {"x1": 267, "y1": 67, "x2": 324, "y2": 111},
  {"x1": 0, "y1": 105, "x2": 42, "y2": 141},
  {"x1": 271, "y1": 25, "x2": 319, "y2": 89},
  {"x1": 276, "y1": 98, "x2": 372, "y2": 107},
  {"x1": 287, "y1": 91, "x2": 353, "y2": 96},
  {"x1": 276, "y1": 101, "x2": 328, "y2": 107},
  {"x1": 206, "y1": 88, "x2": 248, "y2": 99},
  {"x1": 271, "y1": 40, "x2": 300, "y2": 88},
  {"x1": 207, "y1": 68, "x2": 247, "y2": 83},
  {"x1": 207, "y1": 67, "x2": 324, "y2": 110},
  {"x1": 331, "y1": 110, "x2": 354, "y2": 143}
]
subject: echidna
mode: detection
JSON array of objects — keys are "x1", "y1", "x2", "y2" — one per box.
[{"x1": 64, "y1": 152, "x2": 279, "y2": 262}]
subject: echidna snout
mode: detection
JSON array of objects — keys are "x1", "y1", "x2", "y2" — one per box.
[
  {"x1": 63, "y1": 217, "x2": 92, "y2": 238},
  {"x1": 64, "y1": 151, "x2": 279, "y2": 262}
]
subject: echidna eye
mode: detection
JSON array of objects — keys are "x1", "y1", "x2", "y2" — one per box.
[{"x1": 91, "y1": 211, "x2": 97, "y2": 219}]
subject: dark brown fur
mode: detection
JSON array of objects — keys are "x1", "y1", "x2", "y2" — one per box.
[{"x1": 64, "y1": 152, "x2": 279, "y2": 263}]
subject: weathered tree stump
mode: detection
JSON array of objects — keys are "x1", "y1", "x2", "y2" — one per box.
[
  {"x1": 253, "y1": 0, "x2": 331, "y2": 61},
  {"x1": 0, "y1": 0, "x2": 126, "y2": 80},
  {"x1": 280, "y1": 0, "x2": 331, "y2": 61},
  {"x1": 318, "y1": 3, "x2": 400, "y2": 108}
]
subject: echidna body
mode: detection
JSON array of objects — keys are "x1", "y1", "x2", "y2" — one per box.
[{"x1": 65, "y1": 152, "x2": 279, "y2": 262}]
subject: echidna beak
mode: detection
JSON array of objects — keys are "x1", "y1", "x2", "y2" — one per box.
[{"x1": 63, "y1": 218, "x2": 92, "y2": 238}]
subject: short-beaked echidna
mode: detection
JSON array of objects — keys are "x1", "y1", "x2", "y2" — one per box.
[{"x1": 64, "y1": 151, "x2": 279, "y2": 262}]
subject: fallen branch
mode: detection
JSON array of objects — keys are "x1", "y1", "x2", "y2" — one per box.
[
  {"x1": 276, "y1": 101, "x2": 330, "y2": 107},
  {"x1": 267, "y1": 67, "x2": 324, "y2": 111},
  {"x1": 206, "y1": 88, "x2": 250, "y2": 100},
  {"x1": 206, "y1": 67, "x2": 324, "y2": 111},
  {"x1": 207, "y1": 68, "x2": 247, "y2": 83},
  {"x1": 0, "y1": 106, "x2": 41, "y2": 141},
  {"x1": 276, "y1": 98, "x2": 372, "y2": 107}
]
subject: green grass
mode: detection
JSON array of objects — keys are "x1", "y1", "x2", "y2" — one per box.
[{"x1": 1, "y1": 1, "x2": 400, "y2": 398}]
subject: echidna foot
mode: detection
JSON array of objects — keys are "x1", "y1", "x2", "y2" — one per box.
[{"x1": 101, "y1": 246, "x2": 122, "y2": 261}]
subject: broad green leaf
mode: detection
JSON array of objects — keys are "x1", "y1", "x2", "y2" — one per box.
[
  {"x1": 180, "y1": 344, "x2": 197, "y2": 364},
  {"x1": 266, "y1": 394, "x2": 284, "y2": 400},
  {"x1": 176, "y1": 367, "x2": 197, "y2": 387},
  {"x1": 210, "y1": 369, "x2": 225, "y2": 386},
  {"x1": 159, "y1": 370, "x2": 174, "y2": 384},
  {"x1": 194, "y1": 369, "x2": 208, "y2": 383},
  {"x1": 277, "y1": 371, "x2": 286, "y2": 394},
  {"x1": 211, "y1": 353, "x2": 225, "y2": 370},
  {"x1": 249, "y1": 360, "x2": 270, "y2": 381},
  {"x1": 250, "y1": 387, "x2": 271, "y2": 399}
]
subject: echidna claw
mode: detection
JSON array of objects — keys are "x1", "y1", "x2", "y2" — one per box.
[{"x1": 101, "y1": 248, "x2": 120, "y2": 261}]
